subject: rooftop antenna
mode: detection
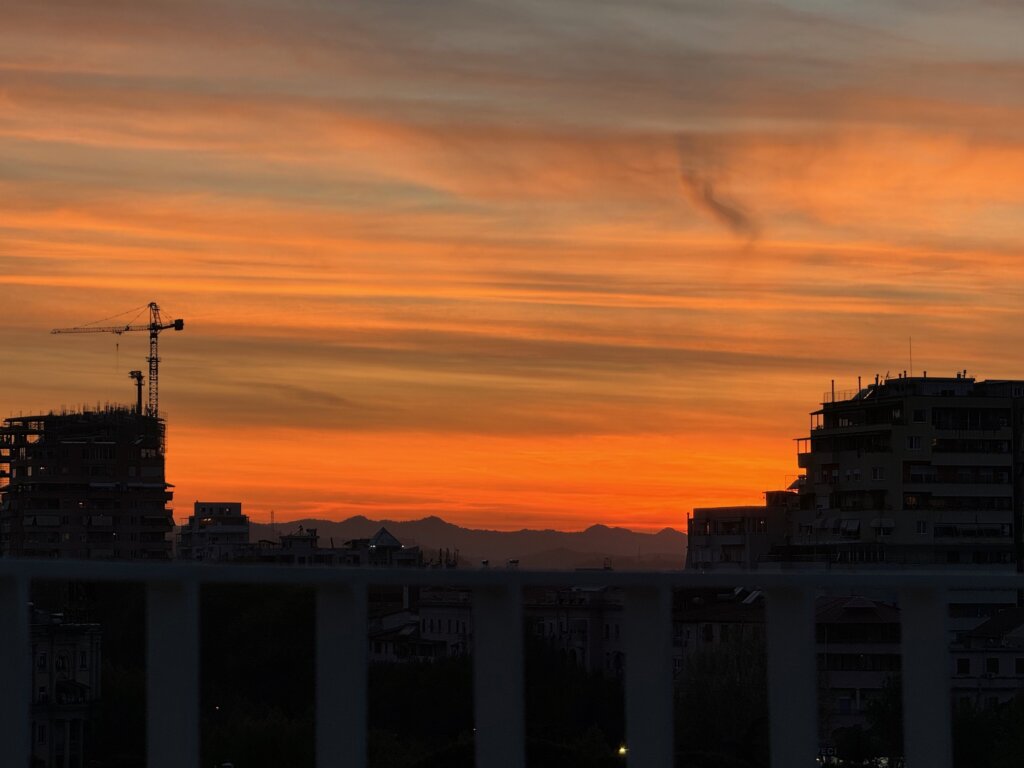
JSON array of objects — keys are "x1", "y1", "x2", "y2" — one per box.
[{"x1": 909, "y1": 336, "x2": 913, "y2": 378}]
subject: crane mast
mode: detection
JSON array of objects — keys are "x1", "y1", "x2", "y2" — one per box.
[{"x1": 51, "y1": 302, "x2": 185, "y2": 417}]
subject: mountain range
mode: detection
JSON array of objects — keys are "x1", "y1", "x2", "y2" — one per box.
[{"x1": 249, "y1": 515, "x2": 687, "y2": 570}]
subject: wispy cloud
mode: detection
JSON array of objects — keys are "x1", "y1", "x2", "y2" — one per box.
[{"x1": 2, "y1": 1, "x2": 1024, "y2": 528}]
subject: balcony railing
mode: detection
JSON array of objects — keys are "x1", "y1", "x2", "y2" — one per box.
[{"x1": 1, "y1": 561, "x2": 1009, "y2": 767}]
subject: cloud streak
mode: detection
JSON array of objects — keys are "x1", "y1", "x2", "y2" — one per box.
[{"x1": 1, "y1": 1, "x2": 1024, "y2": 528}]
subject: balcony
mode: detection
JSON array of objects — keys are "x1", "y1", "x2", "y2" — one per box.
[{"x1": 0, "y1": 561, "x2": 996, "y2": 767}]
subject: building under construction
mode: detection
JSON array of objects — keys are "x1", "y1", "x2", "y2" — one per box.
[{"x1": 0, "y1": 406, "x2": 173, "y2": 559}]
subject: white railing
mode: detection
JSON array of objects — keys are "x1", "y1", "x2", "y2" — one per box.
[{"x1": 1, "y1": 562, "x2": 1011, "y2": 767}]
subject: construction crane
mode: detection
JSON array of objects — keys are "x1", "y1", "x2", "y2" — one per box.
[{"x1": 51, "y1": 302, "x2": 185, "y2": 418}]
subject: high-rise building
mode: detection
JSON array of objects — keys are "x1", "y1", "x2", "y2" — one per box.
[
  {"x1": 0, "y1": 407, "x2": 173, "y2": 559},
  {"x1": 688, "y1": 374, "x2": 1024, "y2": 570},
  {"x1": 788, "y1": 374, "x2": 1024, "y2": 567}
]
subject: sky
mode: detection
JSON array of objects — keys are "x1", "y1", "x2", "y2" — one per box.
[{"x1": 3, "y1": 1, "x2": 1024, "y2": 531}]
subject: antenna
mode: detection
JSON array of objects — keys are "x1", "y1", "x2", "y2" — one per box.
[{"x1": 909, "y1": 336, "x2": 913, "y2": 378}]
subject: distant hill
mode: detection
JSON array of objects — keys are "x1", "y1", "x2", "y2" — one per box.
[{"x1": 249, "y1": 515, "x2": 687, "y2": 570}]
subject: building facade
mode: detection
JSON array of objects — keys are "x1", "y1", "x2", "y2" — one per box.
[
  {"x1": 0, "y1": 408, "x2": 173, "y2": 559},
  {"x1": 790, "y1": 374, "x2": 1023, "y2": 567},
  {"x1": 177, "y1": 501, "x2": 249, "y2": 561},
  {"x1": 687, "y1": 491, "x2": 798, "y2": 569},
  {"x1": 31, "y1": 611, "x2": 102, "y2": 768}
]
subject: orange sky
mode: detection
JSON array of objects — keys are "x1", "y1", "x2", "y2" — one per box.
[{"x1": 3, "y1": 2, "x2": 1024, "y2": 531}]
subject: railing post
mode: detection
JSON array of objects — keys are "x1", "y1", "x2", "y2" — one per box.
[
  {"x1": 624, "y1": 585, "x2": 673, "y2": 768},
  {"x1": 765, "y1": 586, "x2": 817, "y2": 768},
  {"x1": 473, "y1": 583, "x2": 525, "y2": 768},
  {"x1": 0, "y1": 574, "x2": 30, "y2": 767},
  {"x1": 147, "y1": 579, "x2": 199, "y2": 768},
  {"x1": 900, "y1": 586, "x2": 951, "y2": 768},
  {"x1": 316, "y1": 582, "x2": 368, "y2": 768}
]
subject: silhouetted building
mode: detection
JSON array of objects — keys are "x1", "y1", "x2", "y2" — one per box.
[
  {"x1": 790, "y1": 374, "x2": 1024, "y2": 567},
  {"x1": 31, "y1": 609, "x2": 102, "y2": 768},
  {"x1": 340, "y1": 527, "x2": 422, "y2": 567},
  {"x1": 687, "y1": 490, "x2": 798, "y2": 569},
  {"x1": 951, "y1": 608, "x2": 1024, "y2": 709},
  {"x1": 239, "y1": 525, "x2": 423, "y2": 568},
  {"x1": 691, "y1": 375, "x2": 1024, "y2": 570},
  {"x1": 526, "y1": 586, "x2": 627, "y2": 676},
  {"x1": 0, "y1": 407, "x2": 173, "y2": 559},
  {"x1": 177, "y1": 501, "x2": 249, "y2": 561}
]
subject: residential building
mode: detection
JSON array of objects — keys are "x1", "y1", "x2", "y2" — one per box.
[
  {"x1": 177, "y1": 501, "x2": 249, "y2": 562},
  {"x1": 790, "y1": 374, "x2": 1022, "y2": 567},
  {"x1": 526, "y1": 586, "x2": 626, "y2": 676},
  {"x1": 0, "y1": 407, "x2": 173, "y2": 559},
  {"x1": 419, "y1": 587, "x2": 473, "y2": 658},
  {"x1": 673, "y1": 589, "x2": 902, "y2": 740},
  {"x1": 687, "y1": 490, "x2": 798, "y2": 569},
  {"x1": 31, "y1": 610, "x2": 102, "y2": 768},
  {"x1": 239, "y1": 525, "x2": 423, "y2": 568},
  {"x1": 951, "y1": 608, "x2": 1024, "y2": 709}
]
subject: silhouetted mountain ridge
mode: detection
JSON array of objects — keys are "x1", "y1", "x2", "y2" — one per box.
[{"x1": 250, "y1": 516, "x2": 686, "y2": 570}]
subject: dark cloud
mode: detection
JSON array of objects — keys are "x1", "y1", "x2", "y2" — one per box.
[{"x1": 676, "y1": 136, "x2": 758, "y2": 240}]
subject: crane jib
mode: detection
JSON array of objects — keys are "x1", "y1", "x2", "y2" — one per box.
[{"x1": 49, "y1": 302, "x2": 185, "y2": 417}]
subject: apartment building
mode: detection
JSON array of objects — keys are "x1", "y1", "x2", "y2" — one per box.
[
  {"x1": 31, "y1": 610, "x2": 102, "y2": 768},
  {"x1": 0, "y1": 407, "x2": 173, "y2": 559},
  {"x1": 687, "y1": 491, "x2": 798, "y2": 569},
  {"x1": 177, "y1": 501, "x2": 250, "y2": 561},
  {"x1": 789, "y1": 374, "x2": 1023, "y2": 567},
  {"x1": 950, "y1": 608, "x2": 1024, "y2": 709}
]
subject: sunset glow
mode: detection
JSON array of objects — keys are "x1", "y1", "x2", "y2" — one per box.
[{"x1": 3, "y1": 2, "x2": 1024, "y2": 530}]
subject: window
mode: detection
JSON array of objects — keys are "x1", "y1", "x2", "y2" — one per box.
[
  {"x1": 1016, "y1": 658, "x2": 1024, "y2": 675},
  {"x1": 957, "y1": 658, "x2": 970, "y2": 675},
  {"x1": 871, "y1": 466, "x2": 885, "y2": 481},
  {"x1": 916, "y1": 521, "x2": 928, "y2": 535},
  {"x1": 913, "y1": 409, "x2": 927, "y2": 423},
  {"x1": 37, "y1": 724, "x2": 46, "y2": 744},
  {"x1": 907, "y1": 436, "x2": 923, "y2": 450},
  {"x1": 987, "y1": 657, "x2": 999, "y2": 675}
]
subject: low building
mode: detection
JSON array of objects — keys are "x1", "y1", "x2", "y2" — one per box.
[
  {"x1": 419, "y1": 587, "x2": 473, "y2": 658},
  {"x1": 687, "y1": 491, "x2": 798, "y2": 569},
  {"x1": 526, "y1": 586, "x2": 626, "y2": 676},
  {"x1": 177, "y1": 501, "x2": 249, "y2": 561},
  {"x1": 951, "y1": 608, "x2": 1024, "y2": 709},
  {"x1": 31, "y1": 610, "x2": 102, "y2": 768},
  {"x1": 239, "y1": 525, "x2": 423, "y2": 568},
  {"x1": 673, "y1": 590, "x2": 902, "y2": 740}
]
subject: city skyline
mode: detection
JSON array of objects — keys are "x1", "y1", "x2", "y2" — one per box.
[{"x1": 4, "y1": 2, "x2": 1024, "y2": 530}]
